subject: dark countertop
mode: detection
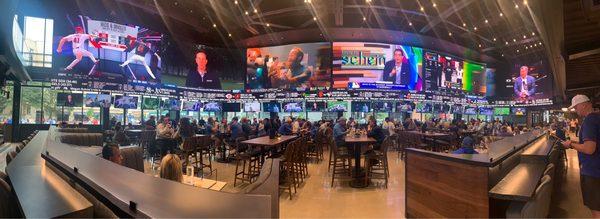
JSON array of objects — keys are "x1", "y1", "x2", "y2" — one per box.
[
  {"x1": 488, "y1": 162, "x2": 546, "y2": 201},
  {"x1": 406, "y1": 131, "x2": 546, "y2": 167},
  {"x1": 6, "y1": 131, "x2": 93, "y2": 218}
]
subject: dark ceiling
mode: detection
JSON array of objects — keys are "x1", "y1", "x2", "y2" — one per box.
[
  {"x1": 563, "y1": 0, "x2": 600, "y2": 96},
  {"x1": 45, "y1": 0, "x2": 549, "y2": 63}
]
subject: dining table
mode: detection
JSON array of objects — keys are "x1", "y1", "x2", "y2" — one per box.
[
  {"x1": 241, "y1": 135, "x2": 298, "y2": 163},
  {"x1": 344, "y1": 135, "x2": 377, "y2": 188},
  {"x1": 215, "y1": 132, "x2": 232, "y2": 163}
]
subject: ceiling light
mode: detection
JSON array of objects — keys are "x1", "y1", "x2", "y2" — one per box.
[
  {"x1": 363, "y1": 17, "x2": 366, "y2": 21},
  {"x1": 448, "y1": 32, "x2": 452, "y2": 36},
  {"x1": 189, "y1": 9, "x2": 193, "y2": 13},
  {"x1": 499, "y1": 12, "x2": 503, "y2": 17},
  {"x1": 523, "y1": 35, "x2": 526, "y2": 39},
  {"x1": 501, "y1": 54, "x2": 504, "y2": 57},
  {"x1": 485, "y1": 19, "x2": 488, "y2": 23},
  {"x1": 523, "y1": 0, "x2": 528, "y2": 5},
  {"x1": 408, "y1": 22, "x2": 413, "y2": 26},
  {"x1": 433, "y1": 3, "x2": 437, "y2": 7},
  {"x1": 254, "y1": 9, "x2": 258, "y2": 13},
  {"x1": 213, "y1": 24, "x2": 217, "y2": 28},
  {"x1": 493, "y1": 38, "x2": 497, "y2": 41},
  {"x1": 478, "y1": 44, "x2": 482, "y2": 48},
  {"x1": 420, "y1": 7, "x2": 425, "y2": 12},
  {"x1": 462, "y1": 23, "x2": 466, "y2": 27},
  {"x1": 313, "y1": 17, "x2": 317, "y2": 21},
  {"x1": 513, "y1": 38, "x2": 516, "y2": 42},
  {"x1": 473, "y1": 26, "x2": 477, "y2": 31},
  {"x1": 234, "y1": 0, "x2": 238, "y2": 4},
  {"x1": 525, "y1": 46, "x2": 528, "y2": 49},
  {"x1": 228, "y1": 33, "x2": 232, "y2": 37},
  {"x1": 531, "y1": 32, "x2": 535, "y2": 36},
  {"x1": 517, "y1": 49, "x2": 520, "y2": 52},
  {"x1": 539, "y1": 42, "x2": 542, "y2": 45},
  {"x1": 266, "y1": 23, "x2": 270, "y2": 27},
  {"x1": 505, "y1": 41, "x2": 509, "y2": 45},
  {"x1": 515, "y1": 4, "x2": 519, "y2": 9}
]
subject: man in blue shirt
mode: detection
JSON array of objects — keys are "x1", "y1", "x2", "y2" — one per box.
[
  {"x1": 229, "y1": 117, "x2": 244, "y2": 140},
  {"x1": 452, "y1": 135, "x2": 478, "y2": 154},
  {"x1": 333, "y1": 118, "x2": 349, "y2": 148},
  {"x1": 562, "y1": 94, "x2": 600, "y2": 217},
  {"x1": 278, "y1": 117, "x2": 293, "y2": 135}
]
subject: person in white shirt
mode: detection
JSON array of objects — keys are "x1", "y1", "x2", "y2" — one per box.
[{"x1": 56, "y1": 26, "x2": 99, "y2": 71}]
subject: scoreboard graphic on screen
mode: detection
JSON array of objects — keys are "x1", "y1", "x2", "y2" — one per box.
[{"x1": 87, "y1": 19, "x2": 138, "y2": 51}]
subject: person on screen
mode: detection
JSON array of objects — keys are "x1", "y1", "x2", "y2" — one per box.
[
  {"x1": 65, "y1": 94, "x2": 76, "y2": 107},
  {"x1": 120, "y1": 38, "x2": 161, "y2": 80},
  {"x1": 513, "y1": 66, "x2": 536, "y2": 101},
  {"x1": 186, "y1": 50, "x2": 222, "y2": 89},
  {"x1": 56, "y1": 26, "x2": 99, "y2": 71},
  {"x1": 284, "y1": 47, "x2": 312, "y2": 88},
  {"x1": 310, "y1": 102, "x2": 320, "y2": 111},
  {"x1": 382, "y1": 49, "x2": 412, "y2": 85}
]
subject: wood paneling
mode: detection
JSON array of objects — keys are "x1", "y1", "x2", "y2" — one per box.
[{"x1": 406, "y1": 151, "x2": 489, "y2": 218}]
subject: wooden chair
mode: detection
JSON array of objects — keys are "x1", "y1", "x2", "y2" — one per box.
[
  {"x1": 280, "y1": 140, "x2": 298, "y2": 199},
  {"x1": 365, "y1": 136, "x2": 392, "y2": 188},
  {"x1": 233, "y1": 137, "x2": 261, "y2": 186},
  {"x1": 180, "y1": 136, "x2": 200, "y2": 173},
  {"x1": 330, "y1": 141, "x2": 352, "y2": 187},
  {"x1": 196, "y1": 135, "x2": 213, "y2": 175}
]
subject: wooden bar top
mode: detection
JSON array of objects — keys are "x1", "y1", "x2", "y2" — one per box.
[
  {"x1": 488, "y1": 162, "x2": 546, "y2": 201},
  {"x1": 241, "y1": 135, "x2": 297, "y2": 146}
]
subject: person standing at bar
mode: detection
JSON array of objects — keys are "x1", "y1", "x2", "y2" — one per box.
[{"x1": 561, "y1": 95, "x2": 600, "y2": 218}]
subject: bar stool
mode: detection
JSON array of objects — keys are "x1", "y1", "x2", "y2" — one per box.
[
  {"x1": 330, "y1": 142, "x2": 352, "y2": 187},
  {"x1": 233, "y1": 137, "x2": 261, "y2": 186},
  {"x1": 365, "y1": 136, "x2": 391, "y2": 188}
]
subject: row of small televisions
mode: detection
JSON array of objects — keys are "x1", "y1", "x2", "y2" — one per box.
[{"x1": 56, "y1": 93, "x2": 527, "y2": 115}]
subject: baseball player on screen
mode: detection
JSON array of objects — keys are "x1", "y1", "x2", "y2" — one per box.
[
  {"x1": 56, "y1": 26, "x2": 100, "y2": 72},
  {"x1": 120, "y1": 36, "x2": 161, "y2": 80}
]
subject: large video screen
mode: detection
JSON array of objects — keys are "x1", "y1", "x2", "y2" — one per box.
[
  {"x1": 222, "y1": 103, "x2": 241, "y2": 112},
  {"x1": 244, "y1": 102, "x2": 261, "y2": 112},
  {"x1": 512, "y1": 107, "x2": 526, "y2": 116},
  {"x1": 84, "y1": 93, "x2": 111, "y2": 108},
  {"x1": 306, "y1": 102, "x2": 326, "y2": 112},
  {"x1": 494, "y1": 107, "x2": 510, "y2": 115},
  {"x1": 142, "y1": 98, "x2": 160, "y2": 110},
  {"x1": 351, "y1": 101, "x2": 371, "y2": 113},
  {"x1": 262, "y1": 102, "x2": 281, "y2": 112},
  {"x1": 57, "y1": 93, "x2": 83, "y2": 107},
  {"x1": 332, "y1": 42, "x2": 423, "y2": 91},
  {"x1": 113, "y1": 95, "x2": 138, "y2": 109},
  {"x1": 54, "y1": 16, "x2": 163, "y2": 82},
  {"x1": 182, "y1": 101, "x2": 202, "y2": 111},
  {"x1": 374, "y1": 102, "x2": 393, "y2": 112},
  {"x1": 396, "y1": 101, "x2": 415, "y2": 112},
  {"x1": 283, "y1": 102, "x2": 303, "y2": 112},
  {"x1": 327, "y1": 101, "x2": 348, "y2": 112},
  {"x1": 422, "y1": 51, "x2": 486, "y2": 95},
  {"x1": 503, "y1": 61, "x2": 552, "y2": 103},
  {"x1": 478, "y1": 107, "x2": 494, "y2": 115},
  {"x1": 203, "y1": 102, "x2": 222, "y2": 112},
  {"x1": 162, "y1": 99, "x2": 181, "y2": 111},
  {"x1": 246, "y1": 42, "x2": 332, "y2": 90}
]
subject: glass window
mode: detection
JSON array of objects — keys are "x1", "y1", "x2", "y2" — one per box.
[
  {"x1": 20, "y1": 86, "x2": 43, "y2": 124},
  {"x1": 23, "y1": 16, "x2": 53, "y2": 67},
  {"x1": 0, "y1": 85, "x2": 14, "y2": 124}
]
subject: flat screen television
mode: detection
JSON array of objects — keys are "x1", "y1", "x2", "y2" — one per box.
[
  {"x1": 464, "y1": 107, "x2": 478, "y2": 115},
  {"x1": 351, "y1": 101, "x2": 371, "y2": 113},
  {"x1": 479, "y1": 107, "x2": 494, "y2": 115},
  {"x1": 114, "y1": 95, "x2": 139, "y2": 109},
  {"x1": 222, "y1": 103, "x2": 241, "y2": 112},
  {"x1": 373, "y1": 102, "x2": 393, "y2": 112},
  {"x1": 142, "y1": 98, "x2": 160, "y2": 110},
  {"x1": 283, "y1": 102, "x2": 303, "y2": 112},
  {"x1": 182, "y1": 101, "x2": 202, "y2": 111},
  {"x1": 84, "y1": 94, "x2": 111, "y2": 108},
  {"x1": 203, "y1": 102, "x2": 222, "y2": 112},
  {"x1": 396, "y1": 102, "x2": 414, "y2": 112},
  {"x1": 57, "y1": 93, "x2": 83, "y2": 107},
  {"x1": 262, "y1": 102, "x2": 281, "y2": 112},
  {"x1": 244, "y1": 102, "x2": 260, "y2": 112},
  {"x1": 494, "y1": 107, "x2": 510, "y2": 115},
  {"x1": 450, "y1": 105, "x2": 464, "y2": 114},
  {"x1": 327, "y1": 101, "x2": 348, "y2": 112},
  {"x1": 415, "y1": 103, "x2": 432, "y2": 113},
  {"x1": 306, "y1": 102, "x2": 326, "y2": 112},
  {"x1": 512, "y1": 107, "x2": 526, "y2": 116},
  {"x1": 162, "y1": 99, "x2": 181, "y2": 111}
]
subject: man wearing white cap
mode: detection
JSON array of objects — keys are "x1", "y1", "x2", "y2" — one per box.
[{"x1": 561, "y1": 94, "x2": 600, "y2": 217}]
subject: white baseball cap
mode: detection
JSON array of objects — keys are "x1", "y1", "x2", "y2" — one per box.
[{"x1": 569, "y1": 94, "x2": 590, "y2": 109}]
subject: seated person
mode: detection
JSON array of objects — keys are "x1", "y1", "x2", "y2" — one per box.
[
  {"x1": 452, "y1": 136, "x2": 479, "y2": 154},
  {"x1": 113, "y1": 124, "x2": 131, "y2": 146},
  {"x1": 102, "y1": 143, "x2": 123, "y2": 165},
  {"x1": 367, "y1": 118, "x2": 385, "y2": 150},
  {"x1": 278, "y1": 118, "x2": 294, "y2": 135},
  {"x1": 159, "y1": 154, "x2": 183, "y2": 183}
]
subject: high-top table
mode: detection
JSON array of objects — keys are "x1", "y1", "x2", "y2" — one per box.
[
  {"x1": 344, "y1": 135, "x2": 376, "y2": 188},
  {"x1": 241, "y1": 135, "x2": 298, "y2": 162}
]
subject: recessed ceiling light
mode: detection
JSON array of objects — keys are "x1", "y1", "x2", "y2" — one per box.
[
  {"x1": 420, "y1": 7, "x2": 425, "y2": 11},
  {"x1": 517, "y1": 49, "x2": 520, "y2": 52},
  {"x1": 245, "y1": 11, "x2": 248, "y2": 15},
  {"x1": 523, "y1": 35, "x2": 526, "y2": 39},
  {"x1": 473, "y1": 26, "x2": 477, "y2": 31},
  {"x1": 448, "y1": 32, "x2": 452, "y2": 36},
  {"x1": 234, "y1": 0, "x2": 238, "y2": 4},
  {"x1": 531, "y1": 32, "x2": 535, "y2": 36},
  {"x1": 505, "y1": 41, "x2": 509, "y2": 45},
  {"x1": 485, "y1": 19, "x2": 488, "y2": 23},
  {"x1": 493, "y1": 38, "x2": 497, "y2": 41},
  {"x1": 499, "y1": 12, "x2": 503, "y2": 17},
  {"x1": 501, "y1": 54, "x2": 504, "y2": 57},
  {"x1": 409, "y1": 22, "x2": 413, "y2": 26},
  {"x1": 478, "y1": 44, "x2": 482, "y2": 48},
  {"x1": 513, "y1": 38, "x2": 516, "y2": 42},
  {"x1": 266, "y1": 23, "x2": 270, "y2": 27},
  {"x1": 189, "y1": 9, "x2": 193, "y2": 13},
  {"x1": 515, "y1": 4, "x2": 519, "y2": 8},
  {"x1": 462, "y1": 23, "x2": 466, "y2": 27},
  {"x1": 228, "y1": 33, "x2": 232, "y2": 37},
  {"x1": 174, "y1": 1, "x2": 178, "y2": 5},
  {"x1": 213, "y1": 24, "x2": 217, "y2": 28},
  {"x1": 254, "y1": 9, "x2": 258, "y2": 13},
  {"x1": 363, "y1": 17, "x2": 366, "y2": 21},
  {"x1": 523, "y1": 0, "x2": 528, "y2": 5},
  {"x1": 313, "y1": 17, "x2": 317, "y2": 21},
  {"x1": 433, "y1": 3, "x2": 437, "y2": 7}
]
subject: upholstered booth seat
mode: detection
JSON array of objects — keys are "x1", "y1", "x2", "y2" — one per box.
[
  {"x1": 57, "y1": 128, "x2": 89, "y2": 133},
  {"x1": 119, "y1": 146, "x2": 144, "y2": 173},
  {"x1": 506, "y1": 175, "x2": 553, "y2": 218},
  {"x1": 59, "y1": 133, "x2": 103, "y2": 147}
]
